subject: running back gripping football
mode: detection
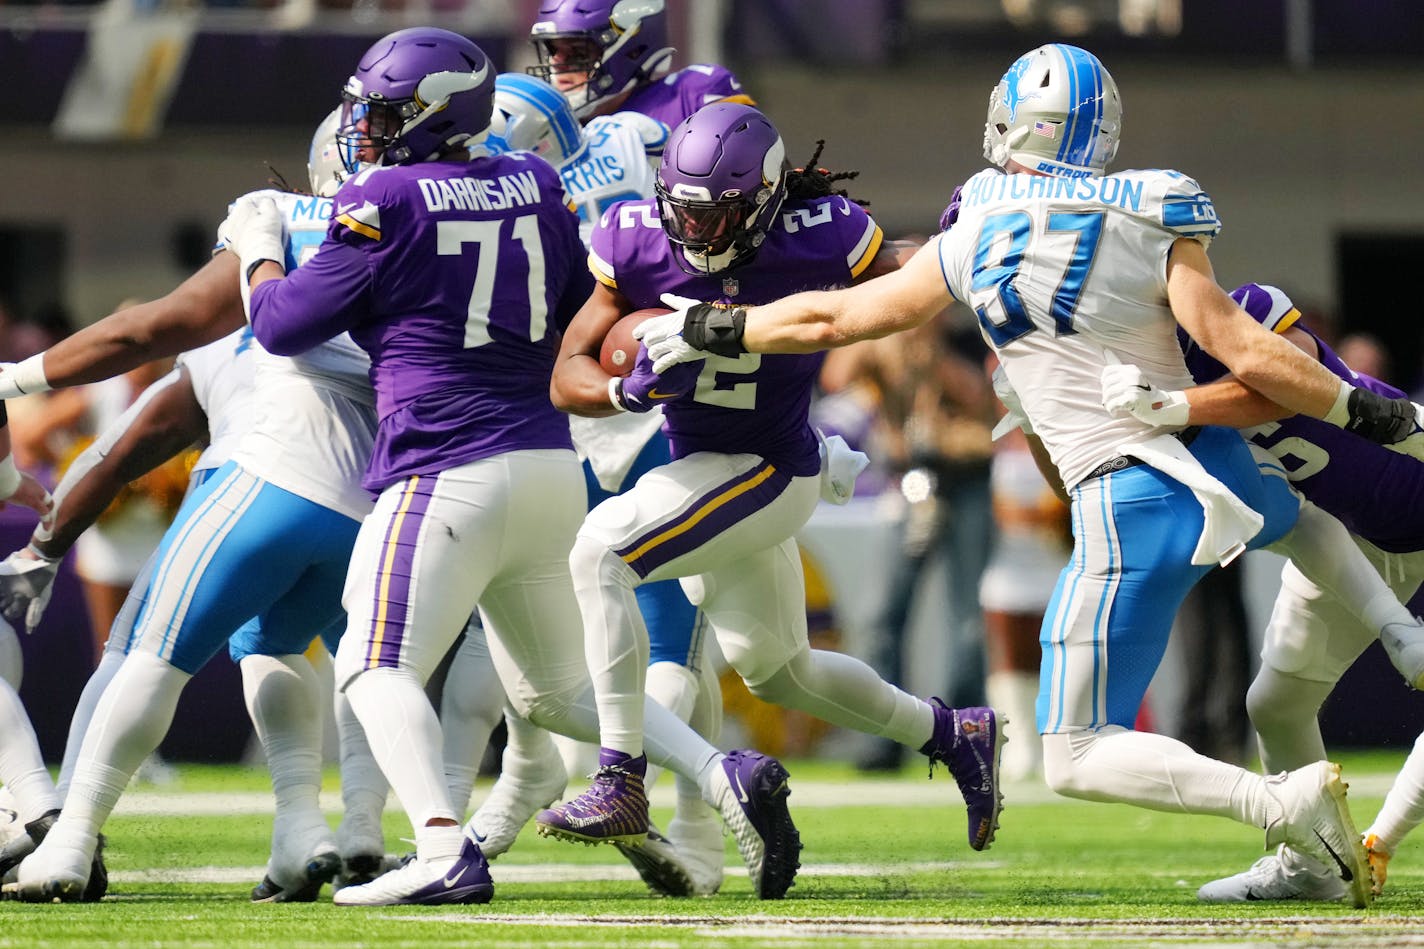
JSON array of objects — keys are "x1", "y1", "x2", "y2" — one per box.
[{"x1": 600, "y1": 308, "x2": 672, "y2": 377}]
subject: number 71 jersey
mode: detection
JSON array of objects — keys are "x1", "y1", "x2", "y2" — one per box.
[{"x1": 937, "y1": 166, "x2": 1221, "y2": 487}]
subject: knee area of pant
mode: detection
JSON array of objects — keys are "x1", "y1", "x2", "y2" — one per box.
[{"x1": 569, "y1": 532, "x2": 627, "y2": 584}]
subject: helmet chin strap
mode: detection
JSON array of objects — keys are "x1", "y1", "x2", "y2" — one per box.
[{"x1": 683, "y1": 245, "x2": 740, "y2": 274}]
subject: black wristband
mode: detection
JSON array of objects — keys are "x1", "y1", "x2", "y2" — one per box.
[
  {"x1": 245, "y1": 259, "x2": 277, "y2": 283},
  {"x1": 682, "y1": 304, "x2": 748, "y2": 358},
  {"x1": 1345, "y1": 388, "x2": 1416, "y2": 444}
]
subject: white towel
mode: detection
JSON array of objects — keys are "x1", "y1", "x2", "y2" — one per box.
[
  {"x1": 1118, "y1": 432, "x2": 1263, "y2": 567},
  {"x1": 816, "y1": 429, "x2": 870, "y2": 505}
]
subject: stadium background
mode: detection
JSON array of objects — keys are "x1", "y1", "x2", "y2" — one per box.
[{"x1": 1, "y1": 0, "x2": 1421, "y2": 762}]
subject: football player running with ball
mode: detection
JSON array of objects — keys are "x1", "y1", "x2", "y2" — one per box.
[{"x1": 544, "y1": 102, "x2": 1006, "y2": 877}]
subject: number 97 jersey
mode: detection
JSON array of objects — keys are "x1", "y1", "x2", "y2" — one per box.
[{"x1": 937, "y1": 166, "x2": 1222, "y2": 488}]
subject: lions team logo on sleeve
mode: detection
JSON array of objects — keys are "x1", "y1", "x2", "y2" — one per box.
[{"x1": 1161, "y1": 192, "x2": 1220, "y2": 236}]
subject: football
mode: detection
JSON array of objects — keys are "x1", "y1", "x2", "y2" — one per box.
[{"x1": 599, "y1": 307, "x2": 672, "y2": 377}]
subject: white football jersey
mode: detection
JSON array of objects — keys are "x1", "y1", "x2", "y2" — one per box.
[
  {"x1": 224, "y1": 189, "x2": 378, "y2": 521},
  {"x1": 938, "y1": 167, "x2": 1222, "y2": 487},
  {"x1": 175, "y1": 328, "x2": 256, "y2": 474},
  {"x1": 560, "y1": 113, "x2": 665, "y2": 489},
  {"x1": 562, "y1": 111, "x2": 661, "y2": 246}
]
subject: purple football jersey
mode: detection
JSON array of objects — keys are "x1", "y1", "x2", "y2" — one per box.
[
  {"x1": 590, "y1": 194, "x2": 884, "y2": 476},
  {"x1": 1182, "y1": 306, "x2": 1424, "y2": 553},
  {"x1": 249, "y1": 152, "x2": 593, "y2": 492},
  {"x1": 621, "y1": 64, "x2": 753, "y2": 135}
]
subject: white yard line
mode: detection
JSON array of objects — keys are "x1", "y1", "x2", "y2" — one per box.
[{"x1": 108, "y1": 772, "x2": 1400, "y2": 817}]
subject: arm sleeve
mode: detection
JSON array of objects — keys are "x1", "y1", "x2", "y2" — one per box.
[{"x1": 248, "y1": 241, "x2": 374, "y2": 356}]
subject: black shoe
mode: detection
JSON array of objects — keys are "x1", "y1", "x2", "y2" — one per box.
[
  {"x1": 250, "y1": 851, "x2": 341, "y2": 903},
  {"x1": 81, "y1": 834, "x2": 107, "y2": 902},
  {"x1": 0, "y1": 809, "x2": 60, "y2": 876}
]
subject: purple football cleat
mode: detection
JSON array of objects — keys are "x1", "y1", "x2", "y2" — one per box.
[
  {"x1": 922, "y1": 700, "x2": 1004, "y2": 851},
  {"x1": 332, "y1": 833, "x2": 492, "y2": 906},
  {"x1": 535, "y1": 750, "x2": 649, "y2": 846},
  {"x1": 711, "y1": 750, "x2": 801, "y2": 899}
]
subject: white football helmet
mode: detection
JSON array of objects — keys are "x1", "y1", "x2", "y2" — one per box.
[
  {"x1": 983, "y1": 43, "x2": 1121, "y2": 178},
  {"x1": 307, "y1": 107, "x2": 346, "y2": 197},
  {"x1": 483, "y1": 73, "x2": 586, "y2": 169}
]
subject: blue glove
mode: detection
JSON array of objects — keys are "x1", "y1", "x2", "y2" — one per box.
[{"x1": 614, "y1": 344, "x2": 702, "y2": 413}]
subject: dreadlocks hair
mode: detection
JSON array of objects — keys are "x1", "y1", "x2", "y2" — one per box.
[
  {"x1": 265, "y1": 162, "x2": 308, "y2": 196},
  {"x1": 784, "y1": 140, "x2": 868, "y2": 208}
]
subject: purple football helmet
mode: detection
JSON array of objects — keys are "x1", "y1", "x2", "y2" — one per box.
[
  {"x1": 528, "y1": 0, "x2": 673, "y2": 119},
  {"x1": 339, "y1": 27, "x2": 495, "y2": 172},
  {"x1": 655, "y1": 103, "x2": 787, "y2": 275}
]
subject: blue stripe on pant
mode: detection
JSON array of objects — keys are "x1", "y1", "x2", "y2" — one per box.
[
  {"x1": 126, "y1": 461, "x2": 361, "y2": 674},
  {"x1": 1038, "y1": 426, "x2": 1298, "y2": 734}
]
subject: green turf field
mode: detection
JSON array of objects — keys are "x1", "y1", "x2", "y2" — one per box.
[{"x1": 4, "y1": 751, "x2": 1422, "y2": 947}]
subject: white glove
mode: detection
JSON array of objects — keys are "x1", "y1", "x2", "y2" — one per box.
[
  {"x1": 635, "y1": 293, "x2": 702, "y2": 374},
  {"x1": 0, "y1": 547, "x2": 60, "y2": 635},
  {"x1": 990, "y1": 365, "x2": 1033, "y2": 440},
  {"x1": 217, "y1": 194, "x2": 286, "y2": 281},
  {"x1": 1384, "y1": 404, "x2": 1424, "y2": 463},
  {"x1": 1101, "y1": 363, "x2": 1191, "y2": 427}
]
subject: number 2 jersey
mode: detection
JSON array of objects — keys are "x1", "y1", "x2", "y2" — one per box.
[
  {"x1": 247, "y1": 152, "x2": 593, "y2": 493},
  {"x1": 938, "y1": 166, "x2": 1222, "y2": 488},
  {"x1": 588, "y1": 193, "x2": 883, "y2": 477},
  {"x1": 1181, "y1": 296, "x2": 1424, "y2": 555}
]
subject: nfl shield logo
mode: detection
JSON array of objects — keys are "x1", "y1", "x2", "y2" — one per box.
[{"x1": 722, "y1": 277, "x2": 740, "y2": 296}]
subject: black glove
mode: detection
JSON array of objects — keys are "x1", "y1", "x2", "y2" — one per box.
[
  {"x1": 1344, "y1": 388, "x2": 1418, "y2": 445},
  {"x1": 682, "y1": 304, "x2": 748, "y2": 358}
]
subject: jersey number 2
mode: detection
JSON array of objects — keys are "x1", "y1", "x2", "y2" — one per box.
[{"x1": 971, "y1": 210, "x2": 1104, "y2": 347}]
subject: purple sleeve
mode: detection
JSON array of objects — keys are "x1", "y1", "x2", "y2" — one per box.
[{"x1": 249, "y1": 241, "x2": 373, "y2": 356}]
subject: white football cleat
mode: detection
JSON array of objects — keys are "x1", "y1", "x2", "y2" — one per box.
[
  {"x1": 12, "y1": 823, "x2": 94, "y2": 903},
  {"x1": 1262, "y1": 761, "x2": 1371, "y2": 908},
  {"x1": 466, "y1": 757, "x2": 567, "y2": 858},
  {"x1": 332, "y1": 834, "x2": 492, "y2": 906},
  {"x1": 251, "y1": 817, "x2": 341, "y2": 903},
  {"x1": 1198, "y1": 845, "x2": 1347, "y2": 902}
]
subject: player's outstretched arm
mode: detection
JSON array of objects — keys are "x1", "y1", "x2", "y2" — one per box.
[
  {"x1": 37, "y1": 367, "x2": 207, "y2": 558},
  {"x1": 1166, "y1": 239, "x2": 1415, "y2": 442},
  {"x1": 0, "y1": 253, "x2": 245, "y2": 398},
  {"x1": 638, "y1": 240, "x2": 937, "y2": 371}
]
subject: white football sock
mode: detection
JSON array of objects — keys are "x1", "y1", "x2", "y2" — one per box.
[
  {"x1": 1364, "y1": 728, "x2": 1424, "y2": 853},
  {"x1": 62, "y1": 650, "x2": 190, "y2": 841},
  {"x1": 569, "y1": 533, "x2": 649, "y2": 756},
  {"x1": 499, "y1": 708, "x2": 563, "y2": 785},
  {"x1": 0, "y1": 678, "x2": 60, "y2": 822},
  {"x1": 642, "y1": 661, "x2": 698, "y2": 795},
  {"x1": 345, "y1": 666, "x2": 457, "y2": 827},
  {"x1": 675, "y1": 655, "x2": 724, "y2": 827},
  {"x1": 439, "y1": 619, "x2": 505, "y2": 816},
  {"x1": 748, "y1": 646, "x2": 934, "y2": 748},
  {"x1": 240, "y1": 653, "x2": 328, "y2": 848},
  {"x1": 987, "y1": 670, "x2": 1042, "y2": 780},
  {"x1": 335, "y1": 687, "x2": 388, "y2": 856},
  {"x1": 1245, "y1": 665, "x2": 1332, "y2": 774},
  {"x1": 56, "y1": 647, "x2": 125, "y2": 798},
  {"x1": 1042, "y1": 726, "x2": 1276, "y2": 829}
]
